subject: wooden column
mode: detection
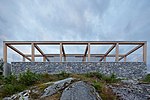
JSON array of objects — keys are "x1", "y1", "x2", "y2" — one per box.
[
  {"x1": 60, "y1": 43, "x2": 62, "y2": 62},
  {"x1": 3, "y1": 43, "x2": 7, "y2": 63},
  {"x1": 23, "y1": 57, "x2": 25, "y2": 62},
  {"x1": 104, "y1": 57, "x2": 106, "y2": 62},
  {"x1": 82, "y1": 57, "x2": 86, "y2": 62},
  {"x1": 143, "y1": 42, "x2": 147, "y2": 63},
  {"x1": 124, "y1": 56, "x2": 126, "y2": 62},
  {"x1": 88, "y1": 43, "x2": 90, "y2": 62},
  {"x1": 115, "y1": 43, "x2": 119, "y2": 62},
  {"x1": 64, "y1": 57, "x2": 66, "y2": 62},
  {"x1": 31, "y1": 43, "x2": 35, "y2": 62},
  {"x1": 43, "y1": 57, "x2": 46, "y2": 62}
]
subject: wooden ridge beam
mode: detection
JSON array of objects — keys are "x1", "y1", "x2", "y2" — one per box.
[
  {"x1": 100, "y1": 44, "x2": 116, "y2": 61},
  {"x1": 34, "y1": 44, "x2": 49, "y2": 61},
  {"x1": 7, "y1": 45, "x2": 31, "y2": 61},
  {"x1": 4, "y1": 41, "x2": 146, "y2": 45},
  {"x1": 119, "y1": 45, "x2": 143, "y2": 61}
]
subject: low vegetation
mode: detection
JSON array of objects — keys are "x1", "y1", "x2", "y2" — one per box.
[
  {"x1": 142, "y1": 74, "x2": 150, "y2": 83},
  {"x1": 0, "y1": 71, "x2": 120, "y2": 99}
]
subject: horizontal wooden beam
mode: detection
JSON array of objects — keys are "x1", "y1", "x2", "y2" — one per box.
[
  {"x1": 119, "y1": 45, "x2": 143, "y2": 61},
  {"x1": 4, "y1": 41, "x2": 146, "y2": 45},
  {"x1": 7, "y1": 45, "x2": 31, "y2": 61},
  {"x1": 100, "y1": 44, "x2": 116, "y2": 61},
  {"x1": 25, "y1": 54, "x2": 125, "y2": 57}
]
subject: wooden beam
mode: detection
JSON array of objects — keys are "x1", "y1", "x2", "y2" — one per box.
[
  {"x1": 31, "y1": 43, "x2": 35, "y2": 62},
  {"x1": 7, "y1": 45, "x2": 31, "y2": 61},
  {"x1": 60, "y1": 43, "x2": 62, "y2": 62},
  {"x1": 88, "y1": 43, "x2": 90, "y2": 61},
  {"x1": 103, "y1": 57, "x2": 106, "y2": 62},
  {"x1": 62, "y1": 45, "x2": 66, "y2": 61},
  {"x1": 115, "y1": 43, "x2": 119, "y2": 62},
  {"x1": 143, "y1": 42, "x2": 147, "y2": 63},
  {"x1": 119, "y1": 45, "x2": 143, "y2": 61},
  {"x1": 124, "y1": 56, "x2": 126, "y2": 62},
  {"x1": 25, "y1": 54, "x2": 125, "y2": 57},
  {"x1": 82, "y1": 45, "x2": 88, "y2": 61},
  {"x1": 100, "y1": 44, "x2": 116, "y2": 61},
  {"x1": 4, "y1": 41, "x2": 146, "y2": 45},
  {"x1": 3, "y1": 43, "x2": 7, "y2": 63},
  {"x1": 34, "y1": 44, "x2": 49, "y2": 61},
  {"x1": 43, "y1": 57, "x2": 46, "y2": 62}
]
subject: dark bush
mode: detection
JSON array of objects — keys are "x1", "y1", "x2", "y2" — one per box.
[
  {"x1": 143, "y1": 74, "x2": 150, "y2": 83},
  {"x1": 4, "y1": 74, "x2": 17, "y2": 84},
  {"x1": 102, "y1": 73, "x2": 119, "y2": 83},
  {"x1": 18, "y1": 70, "x2": 40, "y2": 86},
  {"x1": 2, "y1": 84, "x2": 26, "y2": 96},
  {"x1": 85, "y1": 72, "x2": 103, "y2": 79}
]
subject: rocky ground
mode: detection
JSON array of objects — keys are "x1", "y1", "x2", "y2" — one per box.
[
  {"x1": 109, "y1": 80, "x2": 150, "y2": 100},
  {"x1": 3, "y1": 78, "x2": 102, "y2": 100},
  {"x1": 2, "y1": 77, "x2": 150, "y2": 100}
]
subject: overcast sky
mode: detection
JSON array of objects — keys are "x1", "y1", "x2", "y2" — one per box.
[{"x1": 0, "y1": 0, "x2": 150, "y2": 68}]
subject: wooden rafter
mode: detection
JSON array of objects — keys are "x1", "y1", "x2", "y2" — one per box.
[
  {"x1": 119, "y1": 45, "x2": 143, "y2": 61},
  {"x1": 34, "y1": 44, "x2": 49, "y2": 61},
  {"x1": 7, "y1": 45, "x2": 31, "y2": 61},
  {"x1": 62, "y1": 45, "x2": 66, "y2": 56},
  {"x1": 82, "y1": 45, "x2": 88, "y2": 61},
  {"x1": 99, "y1": 44, "x2": 116, "y2": 61}
]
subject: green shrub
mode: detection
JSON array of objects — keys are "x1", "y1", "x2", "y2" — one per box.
[
  {"x1": 102, "y1": 73, "x2": 119, "y2": 83},
  {"x1": 57, "y1": 71, "x2": 70, "y2": 78},
  {"x1": 18, "y1": 70, "x2": 40, "y2": 86},
  {"x1": 4, "y1": 74, "x2": 17, "y2": 84},
  {"x1": 39, "y1": 73, "x2": 54, "y2": 83},
  {"x1": 0, "y1": 59, "x2": 4, "y2": 71},
  {"x1": 2, "y1": 84, "x2": 26, "y2": 96},
  {"x1": 0, "y1": 75, "x2": 4, "y2": 85},
  {"x1": 85, "y1": 72, "x2": 103, "y2": 79},
  {"x1": 143, "y1": 74, "x2": 150, "y2": 83},
  {"x1": 93, "y1": 81, "x2": 103, "y2": 92}
]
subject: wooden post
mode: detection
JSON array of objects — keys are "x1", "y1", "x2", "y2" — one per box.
[
  {"x1": 115, "y1": 43, "x2": 119, "y2": 62},
  {"x1": 31, "y1": 43, "x2": 35, "y2": 62},
  {"x1": 83, "y1": 57, "x2": 86, "y2": 62},
  {"x1": 143, "y1": 42, "x2": 147, "y2": 63},
  {"x1": 88, "y1": 43, "x2": 90, "y2": 62},
  {"x1": 104, "y1": 57, "x2": 106, "y2": 62},
  {"x1": 60, "y1": 43, "x2": 62, "y2": 62},
  {"x1": 23, "y1": 57, "x2": 25, "y2": 62},
  {"x1": 3, "y1": 43, "x2": 7, "y2": 63},
  {"x1": 43, "y1": 57, "x2": 46, "y2": 62},
  {"x1": 64, "y1": 56, "x2": 66, "y2": 62},
  {"x1": 124, "y1": 56, "x2": 126, "y2": 62}
]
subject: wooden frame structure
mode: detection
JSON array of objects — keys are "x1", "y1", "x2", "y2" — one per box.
[{"x1": 3, "y1": 41, "x2": 147, "y2": 63}]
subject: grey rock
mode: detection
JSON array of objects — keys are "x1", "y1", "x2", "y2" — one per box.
[
  {"x1": 121, "y1": 79, "x2": 138, "y2": 85},
  {"x1": 41, "y1": 77, "x2": 75, "y2": 98},
  {"x1": 60, "y1": 81, "x2": 102, "y2": 100},
  {"x1": 109, "y1": 82, "x2": 150, "y2": 100},
  {"x1": 3, "y1": 90, "x2": 30, "y2": 100}
]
